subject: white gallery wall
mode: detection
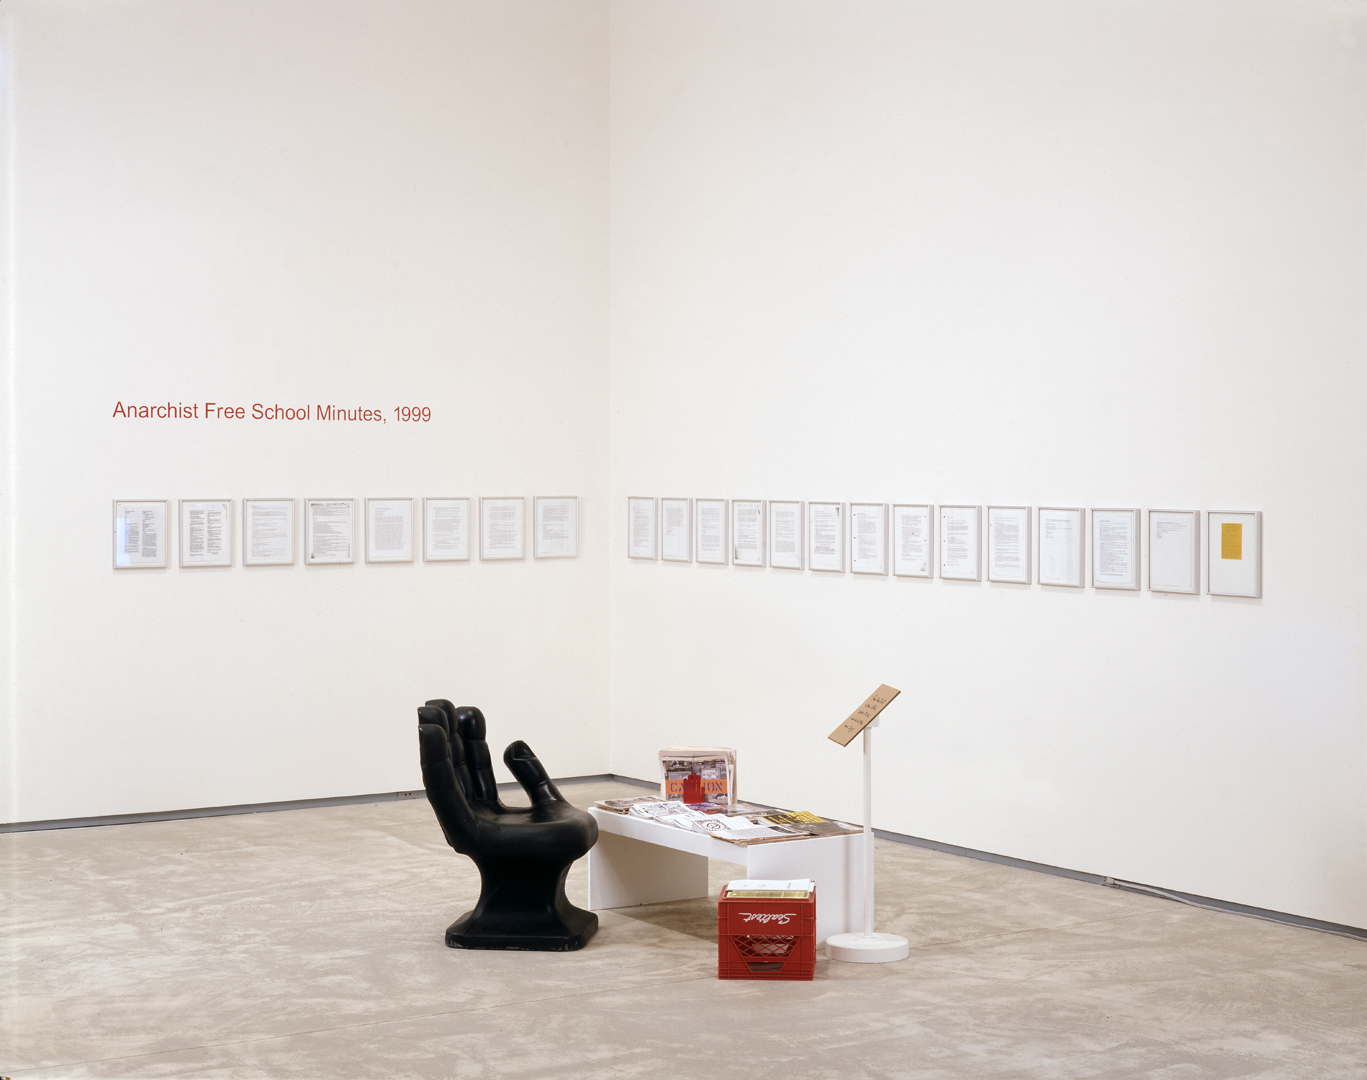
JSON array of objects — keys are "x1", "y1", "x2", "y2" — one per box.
[
  {"x1": 0, "y1": 0, "x2": 611, "y2": 822},
  {"x1": 3, "y1": 0, "x2": 1364, "y2": 933},
  {"x1": 608, "y1": 1, "x2": 1367, "y2": 928}
]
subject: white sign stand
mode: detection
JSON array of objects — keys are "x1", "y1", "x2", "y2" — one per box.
[{"x1": 825, "y1": 717, "x2": 910, "y2": 964}]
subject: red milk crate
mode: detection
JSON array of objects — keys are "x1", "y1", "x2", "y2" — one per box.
[{"x1": 717, "y1": 886, "x2": 816, "y2": 981}]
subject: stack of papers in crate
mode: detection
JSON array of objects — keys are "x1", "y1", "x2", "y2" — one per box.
[{"x1": 726, "y1": 879, "x2": 815, "y2": 898}]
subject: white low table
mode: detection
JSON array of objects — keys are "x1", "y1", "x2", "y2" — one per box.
[{"x1": 586, "y1": 808, "x2": 863, "y2": 945}]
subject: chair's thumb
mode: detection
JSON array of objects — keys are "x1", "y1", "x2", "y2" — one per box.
[{"x1": 504, "y1": 741, "x2": 564, "y2": 804}]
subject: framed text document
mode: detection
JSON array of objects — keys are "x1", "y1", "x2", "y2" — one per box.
[
  {"x1": 627, "y1": 496, "x2": 656, "y2": 560},
  {"x1": 481, "y1": 497, "x2": 526, "y2": 560},
  {"x1": 892, "y1": 504, "x2": 933, "y2": 578},
  {"x1": 768, "y1": 500, "x2": 803, "y2": 569},
  {"x1": 423, "y1": 497, "x2": 470, "y2": 562},
  {"x1": 849, "y1": 503, "x2": 887, "y2": 575},
  {"x1": 696, "y1": 498, "x2": 728, "y2": 564},
  {"x1": 305, "y1": 499, "x2": 355, "y2": 564},
  {"x1": 1038, "y1": 507, "x2": 1084, "y2": 587},
  {"x1": 1148, "y1": 509, "x2": 1199, "y2": 594},
  {"x1": 113, "y1": 500, "x2": 169, "y2": 569},
  {"x1": 939, "y1": 505, "x2": 981, "y2": 580},
  {"x1": 244, "y1": 499, "x2": 295, "y2": 566},
  {"x1": 1208, "y1": 511, "x2": 1261, "y2": 598},
  {"x1": 808, "y1": 501, "x2": 844, "y2": 572},
  {"x1": 179, "y1": 499, "x2": 233, "y2": 568},
  {"x1": 366, "y1": 498, "x2": 414, "y2": 563},
  {"x1": 660, "y1": 497, "x2": 692, "y2": 562},
  {"x1": 533, "y1": 494, "x2": 576, "y2": 557},
  {"x1": 533, "y1": 496, "x2": 578, "y2": 558},
  {"x1": 1092, "y1": 508, "x2": 1140, "y2": 590},
  {"x1": 732, "y1": 499, "x2": 764, "y2": 566},
  {"x1": 987, "y1": 506, "x2": 1031, "y2": 584}
]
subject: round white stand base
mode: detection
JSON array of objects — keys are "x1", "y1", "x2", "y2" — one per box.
[{"x1": 825, "y1": 932, "x2": 910, "y2": 964}]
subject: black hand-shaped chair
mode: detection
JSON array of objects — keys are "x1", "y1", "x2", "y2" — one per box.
[{"x1": 417, "y1": 700, "x2": 599, "y2": 951}]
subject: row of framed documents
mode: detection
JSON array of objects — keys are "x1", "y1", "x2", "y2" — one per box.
[
  {"x1": 112, "y1": 497, "x2": 579, "y2": 568},
  {"x1": 626, "y1": 498, "x2": 1262, "y2": 598}
]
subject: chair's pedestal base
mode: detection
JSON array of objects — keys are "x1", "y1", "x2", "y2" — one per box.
[
  {"x1": 445, "y1": 907, "x2": 598, "y2": 952},
  {"x1": 444, "y1": 856, "x2": 599, "y2": 952}
]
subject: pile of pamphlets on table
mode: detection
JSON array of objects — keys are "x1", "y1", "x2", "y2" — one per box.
[
  {"x1": 592, "y1": 796, "x2": 860, "y2": 846},
  {"x1": 659, "y1": 746, "x2": 736, "y2": 805}
]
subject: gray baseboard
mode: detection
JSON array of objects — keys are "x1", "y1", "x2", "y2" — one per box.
[
  {"x1": 0, "y1": 773, "x2": 635, "y2": 834},
  {"x1": 600, "y1": 776, "x2": 1367, "y2": 939},
  {"x1": 870, "y1": 825, "x2": 1367, "y2": 942},
  {"x1": 596, "y1": 773, "x2": 657, "y2": 790},
  {"x1": 6, "y1": 773, "x2": 1362, "y2": 941},
  {"x1": 0, "y1": 790, "x2": 430, "y2": 833},
  {"x1": 1097, "y1": 876, "x2": 1367, "y2": 941}
]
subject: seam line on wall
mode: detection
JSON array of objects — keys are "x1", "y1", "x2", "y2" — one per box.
[{"x1": 3, "y1": 2, "x2": 17, "y2": 829}]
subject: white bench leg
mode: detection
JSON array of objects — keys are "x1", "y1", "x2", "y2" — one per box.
[{"x1": 587, "y1": 830, "x2": 710, "y2": 909}]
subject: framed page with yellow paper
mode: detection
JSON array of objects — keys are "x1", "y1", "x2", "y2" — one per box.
[{"x1": 1208, "y1": 511, "x2": 1261, "y2": 598}]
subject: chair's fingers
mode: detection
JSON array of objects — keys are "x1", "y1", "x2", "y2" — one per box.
[
  {"x1": 418, "y1": 723, "x2": 480, "y2": 849},
  {"x1": 420, "y1": 704, "x2": 473, "y2": 797},
  {"x1": 424, "y1": 699, "x2": 457, "y2": 735},
  {"x1": 504, "y1": 740, "x2": 564, "y2": 805},
  {"x1": 417, "y1": 705, "x2": 449, "y2": 739},
  {"x1": 453, "y1": 706, "x2": 502, "y2": 803}
]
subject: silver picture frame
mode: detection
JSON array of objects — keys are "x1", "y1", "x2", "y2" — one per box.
[
  {"x1": 305, "y1": 498, "x2": 356, "y2": 565},
  {"x1": 986, "y1": 505, "x2": 1031, "y2": 584},
  {"x1": 365, "y1": 497, "x2": 415, "y2": 563},
  {"x1": 481, "y1": 497, "x2": 527, "y2": 561},
  {"x1": 113, "y1": 499, "x2": 170, "y2": 569},
  {"x1": 243, "y1": 498, "x2": 296, "y2": 566},
  {"x1": 423, "y1": 497, "x2": 471, "y2": 562},
  {"x1": 533, "y1": 496, "x2": 579, "y2": 559},
  {"x1": 660, "y1": 497, "x2": 693, "y2": 562}
]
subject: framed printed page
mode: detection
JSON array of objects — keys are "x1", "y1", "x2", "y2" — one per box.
[
  {"x1": 808, "y1": 501, "x2": 844, "y2": 572},
  {"x1": 660, "y1": 498, "x2": 692, "y2": 562},
  {"x1": 1092, "y1": 508, "x2": 1140, "y2": 590},
  {"x1": 305, "y1": 499, "x2": 355, "y2": 564},
  {"x1": 627, "y1": 497, "x2": 656, "y2": 560},
  {"x1": 1038, "y1": 507, "x2": 1084, "y2": 587},
  {"x1": 179, "y1": 499, "x2": 233, "y2": 568},
  {"x1": 244, "y1": 499, "x2": 295, "y2": 566},
  {"x1": 423, "y1": 497, "x2": 470, "y2": 562},
  {"x1": 939, "y1": 505, "x2": 981, "y2": 581},
  {"x1": 113, "y1": 500, "x2": 169, "y2": 569},
  {"x1": 696, "y1": 498, "x2": 728, "y2": 564},
  {"x1": 732, "y1": 499, "x2": 764, "y2": 566},
  {"x1": 366, "y1": 498, "x2": 414, "y2": 563},
  {"x1": 987, "y1": 506, "x2": 1031, "y2": 584},
  {"x1": 1149, "y1": 509, "x2": 1199, "y2": 594},
  {"x1": 892, "y1": 504, "x2": 933, "y2": 578},
  {"x1": 768, "y1": 500, "x2": 803, "y2": 569},
  {"x1": 849, "y1": 503, "x2": 888, "y2": 575},
  {"x1": 1208, "y1": 511, "x2": 1261, "y2": 598},
  {"x1": 533, "y1": 496, "x2": 578, "y2": 558},
  {"x1": 481, "y1": 497, "x2": 526, "y2": 560}
]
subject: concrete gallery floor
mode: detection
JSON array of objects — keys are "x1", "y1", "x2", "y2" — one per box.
[{"x1": 4, "y1": 780, "x2": 1366, "y2": 1079}]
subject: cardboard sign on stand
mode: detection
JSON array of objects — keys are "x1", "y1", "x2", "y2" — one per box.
[{"x1": 825, "y1": 684, "x2": 911, "y2": 965}]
